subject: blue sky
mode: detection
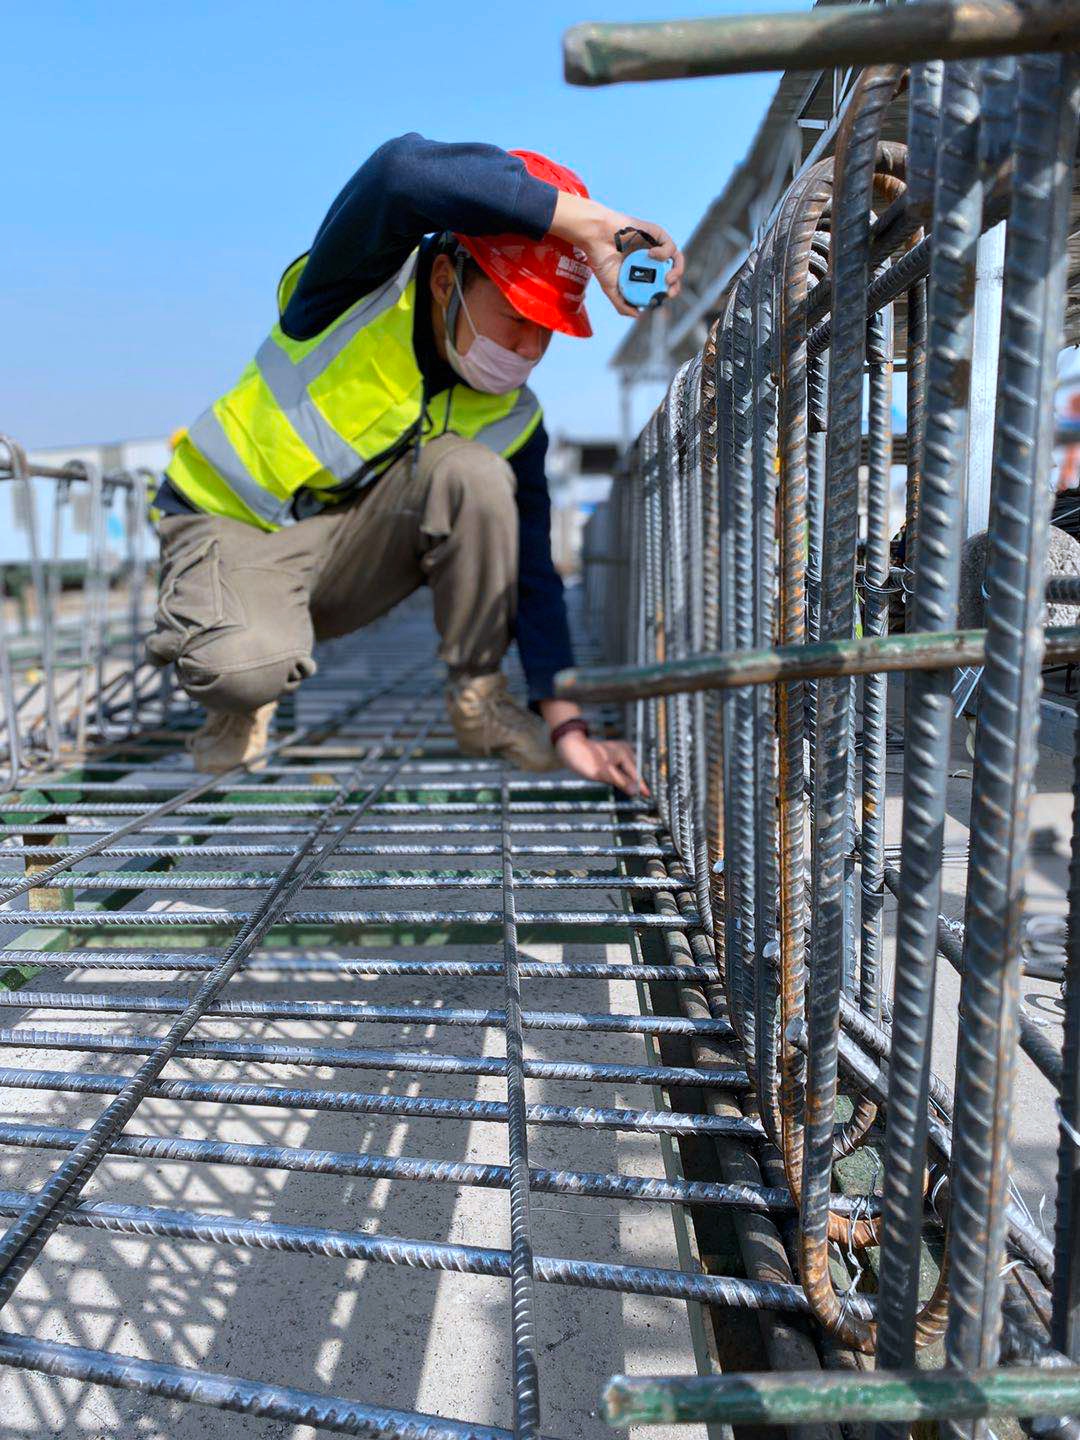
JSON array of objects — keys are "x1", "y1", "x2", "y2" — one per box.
[{"x1": 3, "y1": 0, "x2": 812, "y2": 449}]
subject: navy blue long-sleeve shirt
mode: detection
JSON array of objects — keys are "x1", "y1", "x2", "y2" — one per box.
[
  {"x1": 161, "y1": 134, "x2": 576, "y2": 702},
  {"x1": 287, "y1": 134, "x2": 575, "y2": 702}
]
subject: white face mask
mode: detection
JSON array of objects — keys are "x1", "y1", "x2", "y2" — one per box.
[{"x1": 444, "y1": 271, "x2": 539, "y2": 394}]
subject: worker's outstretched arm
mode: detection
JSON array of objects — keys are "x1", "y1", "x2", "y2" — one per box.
[
  {"x1": 283, "y1": 132, "x2": 683, "y2": 339},
  {"x1": 282, "y1": 134, "x2": 558, "y2": 339},
  {"x1": 514, "y1": 426, "x2": 647, "y2": 797},
  {"x1": 513, "y1": 424, "x2": 575, "y2": 708}
]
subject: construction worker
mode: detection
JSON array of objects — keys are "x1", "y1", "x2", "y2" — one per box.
[{"x1": 147, "y1": 135, "x2": 682, "y2": 790}]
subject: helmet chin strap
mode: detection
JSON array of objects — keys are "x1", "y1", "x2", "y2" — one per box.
[{"x1": 439, "y1": 242, "x2": 470, "y2": 357}]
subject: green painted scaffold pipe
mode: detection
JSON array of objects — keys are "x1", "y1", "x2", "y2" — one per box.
[
  {"x1": 564, "y1": 3, "x2": 1080, "y2": 87},
  {"x1": 555, "y1": 625, "x2": 1080, "y2": 703},
  {"x1": 601, "y1": 1366, "x2": 1080, "y2": 1428}
]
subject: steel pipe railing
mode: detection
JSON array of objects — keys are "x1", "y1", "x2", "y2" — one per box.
[
  {"x1": 563, "y1": 3, "x2": 1080, "y2": 86},
  {"x1": 0, "y1": 434, "x2": 180, "y2": 789}
]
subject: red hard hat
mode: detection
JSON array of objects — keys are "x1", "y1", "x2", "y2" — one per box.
[{"x1": 453, "y1": 150, "x2": 593, "y2": 339}]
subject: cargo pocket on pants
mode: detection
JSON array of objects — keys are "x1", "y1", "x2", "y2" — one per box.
[{"x1": 145, "y1": 536, "x2": 225, "y2": 667}]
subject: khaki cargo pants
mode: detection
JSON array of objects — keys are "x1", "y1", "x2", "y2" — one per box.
[{"x1": 147, "y1": 433, "x2": 518, "y2": 714}]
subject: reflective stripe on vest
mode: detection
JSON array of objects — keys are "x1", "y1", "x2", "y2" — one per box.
[
  {"x1": 185, "y1": 408, "x2": 297, "y2": 527},
  {"x1": 167, "y1": 250, "x2": 542, "y2": 530}
]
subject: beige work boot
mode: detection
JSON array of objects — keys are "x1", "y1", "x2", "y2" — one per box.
[
  {"x1": 446, "y1": 673, "x2": 558, "y2": 772},
  {"x1": 186, "y1": 701, "x2": 277, "y2": 775}
]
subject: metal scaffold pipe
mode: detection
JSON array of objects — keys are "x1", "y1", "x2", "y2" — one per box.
[
  {"x1": 602, "y1": 1367, "x2": 1080, "y2": 1428},
  {"x1": 556, "y1": 626, "x2": 1080, "y2": 703},
  {"x1": 564, "y1": 3, "x2": 1080, "y2": 87}
]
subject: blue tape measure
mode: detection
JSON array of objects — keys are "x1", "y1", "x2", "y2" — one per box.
[{"x1": 616, "y1": 227, "x2": 672, "y2": 310}]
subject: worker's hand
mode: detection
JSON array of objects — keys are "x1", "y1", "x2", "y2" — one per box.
[
  {"x1": 554, "y1": 730, "x2": 649, "y2": 797},
  {"x1": 549, "y1": 192, "x2": 684, "y2": 319}
]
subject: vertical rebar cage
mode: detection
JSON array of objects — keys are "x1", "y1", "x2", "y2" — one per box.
[{"x1": 565, "y1": 11, "x2": 1080, "y2": 1434}]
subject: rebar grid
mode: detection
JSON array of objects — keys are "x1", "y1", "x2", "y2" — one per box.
[
  {"x1": 568, "y1": 36, "x2": 1080, "y2": 1436},
  {"x1": 0, "y1": 584, "x2": 775, "y2": 1435}
]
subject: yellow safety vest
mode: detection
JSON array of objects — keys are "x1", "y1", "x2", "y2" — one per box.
[{"x1": 166, "y1": 248, "x2": 543, "y2": 530}]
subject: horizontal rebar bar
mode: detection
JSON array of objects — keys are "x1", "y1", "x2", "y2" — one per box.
[
  {"x1": 0, "y1": 1119, "x2": 795, "y2": 1212},
  {"x1": 0, "y1": 908, "x2": 699, "y2": 929},
  {"x1": 18, "y1": 776, "x2": 604, "y2": 795},
  {"x1": 0, "y1": 951, "x2": 717, "y2": 981},
  {"x1": 0, "y1": 1064, "x2": 759, "y2": 1133},
  {"x1": 0, "y1": 989, "x2": 735, "y2": 1037},
  {"x1": 0, "y1": 1027, "x2": 753, "y2": 1091},
  {"x1": 0, "y1": 842, "x2": 676, "y2": 859},
  {"x1": 0, "y1": 869, "x2": 681, "y2": 892},
  {"x1": 0, "y1": 800, "x2": 648, "y2": 817},
  {"x1": 1046, "y1": 576, "x2": 1080, "y2": 604},
  {"x1": 0, "y1": 1188, "x2": 875, "y2": 1317},
  {"x1": 0, "y1": 820, "x2": 663, "y2": 838}
]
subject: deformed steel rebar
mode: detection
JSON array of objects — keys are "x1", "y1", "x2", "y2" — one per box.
[
  {"x1": 572, "y1": 14, "x2": 1080, "y2": 1429},
  {"x1": 0, "y1": 686, "x2": 439, "y2": 1310}
]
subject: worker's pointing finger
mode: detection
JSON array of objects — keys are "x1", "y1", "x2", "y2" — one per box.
[
  {"x1": 601, "y1": 756, "x2": 627, "y2": 789},
  {"x1": 610, "y1": 757, "x2": 640, "y2": 796}
]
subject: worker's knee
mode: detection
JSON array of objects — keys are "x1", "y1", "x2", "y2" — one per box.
[
  {"x1": 421, "y1": 435, "x2": 517, "y2": 538},
  {"x1": 148, "y1": 522, "x2": 316, "y2": 714},
  {"x1": 177, "y1": 648, "x2": 316, "y2": 715},
  {"x1": 150, "y1": 608, "x2": 315, "y2": 714}
]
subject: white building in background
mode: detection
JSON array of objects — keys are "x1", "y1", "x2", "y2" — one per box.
[
  {"x1": 27, "y1": 436, "x2": 172, "y2": 476},
  {"x1": 546, "y1": 434, "x2": 620, "y2": 577},
  {"x1": 4, "y1": 429, "x2": 627, "y2": 577},
  {"x1": 1, "y1": 436, "x2": 170, "y2": 565}
]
